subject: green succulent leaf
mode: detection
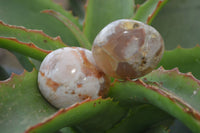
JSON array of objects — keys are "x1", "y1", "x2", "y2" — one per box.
[
  {"x1": 26, "y1": 98, "x2": 126, "y2": 133},
  {"x1": 0, "y1": 69, "x2": 56, "y2": 133},
  {"x1": 0, "y1": 37, "x2": 50, "y2": 61},
  {"x1": 83, "y1": 0, "x2": 134, "y2": 43},
  {"x1": 159, "y1": 46, "x2": 200, "y2": 79},
  {"x1": 0, "y1": 66, "x2": 127, "y2": 133},
  {"x1": 133, "y1": 0, "x2": 169, "y2": 25},
  {"x1": 0, "y1": 21, "x2": 67, "y2": 50},
  {"x1": 109, "y1": 67, "x2": 200, "y2": 133},
  {"x1": 152, "y1": 0, "x2": 200, "y2": 49},
  {"x1": 42, "y1": 10, "x2": 91, "y2": 49},
  {"x1": 107, "y1": 104, "x2": 172, "y2": 133},
  {"x1": 0, "y1": 0, "x2": 81, "y2": 46}
]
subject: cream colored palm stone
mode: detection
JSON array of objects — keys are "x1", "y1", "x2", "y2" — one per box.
[{"x1": 38, "y1": 47, "x2": 109, "y2": 108}]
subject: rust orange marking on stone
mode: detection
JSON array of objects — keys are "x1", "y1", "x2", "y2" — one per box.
[
  {"x1": 46, "y1": 78, "x2": 59, "y2": 92},
  {"x1": 77, "y1": 83, "x2": 83, "y2": 88}
]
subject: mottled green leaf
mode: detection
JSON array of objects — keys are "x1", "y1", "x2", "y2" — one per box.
[
  {"x1": 158, "y1": 46, "x2": 200, "y2": 79},
  {"x1": 83, "y1": 0, "x2": 134, "y2": 43},
  {"x1": 0, "y1": 69, "x2": 56, "y2": 133},
  {"x1": 134, "y1": 0, "x2": 168, "y2": 24},
  {"x1": 26, "y1": 98, "x2": 126, "y2": 133},
  {"x1": 109, "y1": 67, "x2": 200, "y2": 133},
  {"x1": 152, "y1": 0, "x2": 200, "y2": 49},
  {"x1": 0, "y1": 0, "x2": 81, "y2": 46}
]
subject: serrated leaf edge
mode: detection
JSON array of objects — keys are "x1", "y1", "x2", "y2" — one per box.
[
  {"x1": 0, "y1": 37, "x2": 51, "y2": 60},
  {"x1": 0, "y1": 21, "x2": 66, "y2": 46},
  {"x1": 0, "y1": 68, "x2": 35, "y2": 84},
  {"x1": 25, "y1": 97, "x2": 113, "y2": 133},
  {"x1": 137, "y1": 66, "x2": 200, "y2": 120}
]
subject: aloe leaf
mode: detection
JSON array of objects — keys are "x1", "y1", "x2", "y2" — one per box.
[
  {"x1": 0, "y1": 69, "x2": 56, "y2": 133},
  {"x1": 26, "y1": 98, "x2": 126, "y2": 133},
  {"x1": 42, "y1": 10, "x2": 91, "y2": 49},
  {"x1": 109, "y1": 67, "x2": 200, "y2": 133},
  {"x1": 0, "y1": 37, "x2": 50, "y2": 61},
  {"x1": 107, "y1": 104, "x2": 172, "y2": 133},
  {"x1": 133, "y1": 0, "x2": 168, "y2": 24},
  {"x1": 83, "y1": 0, "x2": 134, "y2": 43},
  {"x1": 0, "y1": 0, "x2": 81, "y2": 45},
  {"x1": 152, "y1": 0, "x2": 200, "y2": 49},
  {"x1": 159, "y1": 46, "x2": 200, "y2": 79},
  {"x1": 0, "y1": 21, "x2": 66, "y2": 50}
]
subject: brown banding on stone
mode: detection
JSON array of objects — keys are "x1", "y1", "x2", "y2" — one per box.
[{"x1": 116, "y1": 62, "x2": 137, "y2": 79}]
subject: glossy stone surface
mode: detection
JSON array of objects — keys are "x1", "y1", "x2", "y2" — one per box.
[
  {"x1": 38, "y1": 47, "x2": 109, "y2": 108},
  {"x1": 92, "y1": 19, "x2": 164, "y2": 79}
]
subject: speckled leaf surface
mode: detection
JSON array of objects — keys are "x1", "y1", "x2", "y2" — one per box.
[
  {"x1": 158, "y1": 46, "x2": 200, "y2": 79},
  {"x1": 152, "y1": 0, "x2": 200, "y2": 49},
  {"x1": 0, "y1": 0, "x2": 81, "y2": 46},
  {"x1": 83, "y1": 0, "x2": 134, "y2": 43},
  {"x1": 109, "y1": 67, "x2": 200, "y2": 133},
  {"x1": 0, "y1": 69, "x2": 56, "y2": 133}
]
